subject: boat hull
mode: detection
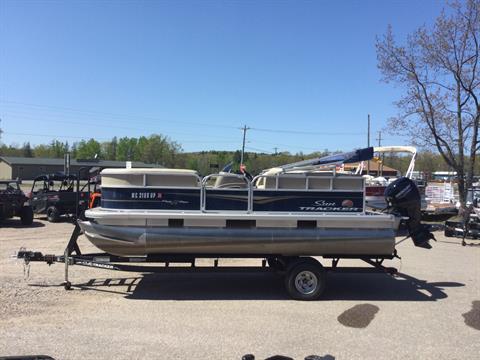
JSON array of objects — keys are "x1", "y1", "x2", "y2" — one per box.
[{"x1": 79, "y1": 212, "x2": 397, "y2": 257}]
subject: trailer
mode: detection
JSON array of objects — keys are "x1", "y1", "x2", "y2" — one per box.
[
  {"x1": 444, "y1": 187, "x2": 480, "y2": 245},
  {"x1": 15, "y1": 221, "x2": 399, "y2": 300}
]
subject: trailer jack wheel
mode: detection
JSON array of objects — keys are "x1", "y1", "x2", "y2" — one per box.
[
  {"x1": 284, "y1": 259, "x2": 325, "y2": 300},
  {"x1": 64, "y1": 281, "x2": 72, "y2": 290}
]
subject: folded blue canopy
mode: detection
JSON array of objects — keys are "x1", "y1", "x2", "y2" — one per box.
[{"x1": 280, "y1": 147, "x2": 374, "y2": 170}]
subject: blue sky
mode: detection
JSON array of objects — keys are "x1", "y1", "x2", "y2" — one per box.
[{"x1": 0, "y1": 0, "x2": 445, "y2": 154}]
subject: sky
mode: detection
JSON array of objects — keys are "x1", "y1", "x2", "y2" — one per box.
[{"x1": 0, "y1": 0, "x2": 446, "y2": 154}]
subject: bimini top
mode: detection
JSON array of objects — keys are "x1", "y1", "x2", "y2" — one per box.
[
  {"x1": 101, "y1": 168, "x2": 201, "y2": 188},
  {"x1": 269, "y1": 147, "x2": 375, "y2": 172}
]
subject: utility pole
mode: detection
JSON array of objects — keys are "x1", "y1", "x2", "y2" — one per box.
[
  {"x1": 240, "y1": 125, "x2": 250, "y2": 168},
  {"x1": 64, "y1": 152, "x2": 71, "y2": 175},
  {"x1": 367, "y1": 114, "x2": 371, "y2": 174},
  {"x1": 376, "y1": 130, "x2": 384, "y2": 176},
  {"x1": 273, "y1": 147, "x2": 278, "y2": 156},
  {"x1": 376, "y1": 130, "x2": 382, "y2": 146}
]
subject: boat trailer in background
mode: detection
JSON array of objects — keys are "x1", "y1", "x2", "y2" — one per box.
[{"x1": 444, "y1": 188, "x2": 480, "y2": 245}]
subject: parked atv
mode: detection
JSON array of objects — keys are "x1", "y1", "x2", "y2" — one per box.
[
  {"x1": 444, "y1": 187, "x2": 480, "y2": 242},
  {"x1": 30, "y1": 173, "x2": 89, "y2": 222},
  {"x1": 0, "y1": 179, "x2": 34, "y2": 225}
]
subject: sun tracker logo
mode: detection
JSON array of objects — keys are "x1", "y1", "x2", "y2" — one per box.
[
  {"x1": 299, "y1": 198, "x2": 359, "y2": 212},
  {"x1": 342, "y1": 199, "x2": 354, "y2": 207}
]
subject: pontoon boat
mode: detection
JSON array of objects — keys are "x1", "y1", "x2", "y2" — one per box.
[{"x1": 80, "y1": 147, "x2": 434, "y2": 258}]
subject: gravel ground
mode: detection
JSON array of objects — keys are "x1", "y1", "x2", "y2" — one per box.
[{"x1": 0, "y1": 218, "x2": 479, "y2": 360}]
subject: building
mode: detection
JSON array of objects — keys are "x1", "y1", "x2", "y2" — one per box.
[
  {"x1": 343, "y1": 161, "x2": 400, "y2": 177},
  {"x1": 0, "y1": 156, "x2": 160, "y2": 180}
]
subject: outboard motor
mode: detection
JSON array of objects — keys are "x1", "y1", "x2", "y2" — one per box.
[{"x1": 385, "y1": 177, "x2": 435, "y2": 249}]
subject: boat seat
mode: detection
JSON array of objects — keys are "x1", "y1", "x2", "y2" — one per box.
[
  {"x1": 333, "y1": 177, "x2": 364, "y2": 190},
  {"x1": 101, "y1": 168, "x2": 201, "y2": 188},
  {"x1": 212, "y1": 173, "x2": 248, "y2": 189},
  {"x1": 255, "y1": 168, "x2": 282, "y2": 189},
  {"x1": 308, "y1": 177, "x2": 331, "y2": 190},
  {"x1": 278, "y1": 176, "x2": 306, "y2": 189}
]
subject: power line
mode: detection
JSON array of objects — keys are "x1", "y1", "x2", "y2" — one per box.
[
  {"x1": 250, "y1": 127, "x2": 365, "y2": 136},
  {"x1": 5, "y1": 112, "x2": 325, "y2": 151},
  {"x1": 3, "y1": 107, "x2": 241, "y2": 133},
  {"x1": 3, "y1": 131, "x2": 112, "y2": 141},
  {"x1": 248, "y1": 137, "x2": 325, "y2": 152},
  {"x1": 2, "y1": 131, "x2": 340, "y2": 155},
  {"x1": 2, "y1": 113, "x2": 361, "y2": 153},
  {"x1": 1, "y1": 100, "x2": 240, "y2": 130},
  {"x1": 2, "y1": 101, "x2": 368, "y2": 137},
  {"x1": 1, "y1": 131, "x2": 238, "y2": 144},
  {"x1": 245, "y1": 146, "x2": 272, "y2": 154},
  {"x1": 0, "y1": 113, "x2": 241, "y2": 142}
]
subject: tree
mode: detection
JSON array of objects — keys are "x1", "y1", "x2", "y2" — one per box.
[
  {"x1": 376, "y1": 0, "x2": 480, "y2": 206},
  {"x1": 102, "y1": 137, "x2": 118, "y2": 160},
  {"x1": 50, "y1": 140, "x2": 67, "y2": 158},
  {"x1": 116, "y1": 137, "x2": 138, "y2": 161},
  {"x1": 33, "y1": 144, "x2": 53, "y2": 158},
  {"x1": 71, "y1": 143, "x2": 78, "y2": 159},
  {"x1": 76, "y1": 139, "x2": 102, "y2": 159},
  {"x1": 22, "y1": 142, "x2": 33, "y2": 157}
]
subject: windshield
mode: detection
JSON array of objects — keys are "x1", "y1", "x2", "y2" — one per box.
[{"x1": 0, "y1": 182, "x2": 19, "y2": 191}]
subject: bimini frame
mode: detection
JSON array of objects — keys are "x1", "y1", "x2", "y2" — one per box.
[{"x1": 355, "y1": 146, "x2": 417, "y2": 179}]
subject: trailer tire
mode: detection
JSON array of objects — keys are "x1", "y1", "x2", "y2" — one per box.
[
  {"x1": 46, "y1": 206, "x2": 60, "y2": 223},
  {"x1": 284, "y1": 259, "x2": 325, "y2": 301},
  {"x1": 20, "y1": 206, "x2": 34, "y2": 225}
]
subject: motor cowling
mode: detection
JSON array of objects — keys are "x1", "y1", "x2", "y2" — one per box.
[{"x1": 385, "y1": 177, "x2": 434, "y2": 249}]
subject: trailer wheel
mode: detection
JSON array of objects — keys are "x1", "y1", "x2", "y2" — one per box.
[
  {"x1": 284, "y1": 259, "x2": 325, "y2": 300},
  {"x1": 20, "y1": 206, "x2": 34, "y2": 225},
  {"x1": 46, "y1": 206, "x2": 60, "y2": 222}
]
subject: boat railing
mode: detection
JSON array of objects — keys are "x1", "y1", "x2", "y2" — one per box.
[
  {"x1": 99, "y1": 170, "x2": 365, "y2": 214},
  {"x1": 201, "y1": 173, "x2": 252, "y2": 212},
  {"x1": 253, "y1": 173, "x2": 334, "y2": 191},
  {"x1": 199, "y1": 172, "x2": 365, "y2": 213}
]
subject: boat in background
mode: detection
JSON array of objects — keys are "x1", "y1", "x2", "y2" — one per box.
[
  {"x1": 350, "y1": 146, "x2": 428, "y2": 211},
  {"x1": 422, "y1": 180, "x2": 458, "y2": 220}
]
